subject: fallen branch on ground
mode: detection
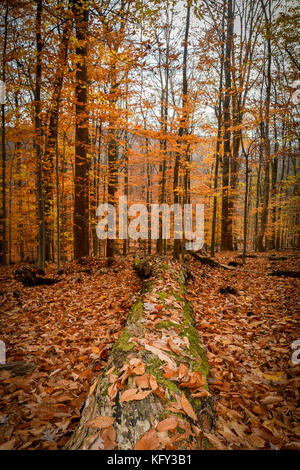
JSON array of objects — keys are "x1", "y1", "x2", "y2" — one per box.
[{"x1": 187, "y1": 252, "x2": 235, "y2": 271}]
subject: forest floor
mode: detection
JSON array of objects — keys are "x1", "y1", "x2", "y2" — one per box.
[{"x1": 0, "y1": 251, "x2": 299, "y2": 450}]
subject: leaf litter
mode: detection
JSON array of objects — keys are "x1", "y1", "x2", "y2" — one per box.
[{"x1": 0, "y1": 251, "x2": 299, "y2": 450}]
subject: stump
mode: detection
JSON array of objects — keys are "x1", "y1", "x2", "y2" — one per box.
[
  {"x1": 66, "y1": 257, "x2": 215, "y2": 450},
  {"x1": 14, "y1": 265, "x2": 60, "y2": 287}
]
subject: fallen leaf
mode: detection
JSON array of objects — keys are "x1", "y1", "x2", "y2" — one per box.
[
  {"x1": 0, "y1": 438, "x2": 16, "y2": 450},
  {"x1": 157, "y1": 416, "x2": 179, "y2": 432},
  {"x1": 119, "y1": 388, "x2": 151, "y2": 403},
  {"x1": 87, "y1": 416, "x2": 115, "y2": 429},
  {"x1": 136, "y1": 374, "x2": 150, "y2": 389},
  {"x1": 134, "y1": 427, "x2": 160, "y2": 450},
  {"x1": 181, "y1": 393, "x2": 198, "y2": 421}
]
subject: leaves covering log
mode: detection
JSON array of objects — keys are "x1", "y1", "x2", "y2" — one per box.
[{"x1": 66, "y1": 257, "x2": 215, "y2": 450}]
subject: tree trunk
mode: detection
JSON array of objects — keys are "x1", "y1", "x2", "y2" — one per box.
[
  {"x1": 211, "y1": 10, "x2": 225, "y2": 258},
  {"x1": 257, "y1": 0, "x2": 272, "y2": 252},
  {"x1": 35, "y1": 0, "x2": 45, "y2": 272},
  {"x1": 66, "y1": 257, "x2": 215, "y2": 450},
  {"x1": 44, "y1": 3, "x2": 72, "y2": 261},
  {"x1": 1, "y1": 1, "x2": 8, "y2": 266},
  {"x1": 173, "y1": 3, "x2": 191, "y2": 259},
  {"x1": 221, "y1": 0, "x2": 234, "y2": 251},
  {"x1": 72, "y1": 0, "x2": 90, "y2": 260}
]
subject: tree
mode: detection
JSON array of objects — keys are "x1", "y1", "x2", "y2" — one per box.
[{"x1": 72, "y1": 0, "x2": 90, "y2": 260}]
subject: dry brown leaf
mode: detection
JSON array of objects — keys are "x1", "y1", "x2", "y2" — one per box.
[
  {"x1": 0, "y1": 438, "x2": 16, "y2": 450},
  {"x1": 162, "y1": 365, "x2": 178, "y2": 380},
  {"x1": 132, "y1": 362, "x2": 146, "y2": 376},
  {"x1": 149, "y1": 374, "x2": 158, "y2": 391},
  {"x1": 167, "y1": 338, "x2": 182, "y2": 355},
  {"x1": 178, "y1": 363, "x2": 189, "y2": 380},
  {"x1": 181, "y1": 393, "x2": 198, "y2": 421},
  {"x1": 136, "y1": 373, "x2": 150, "y2": 389},
  {"x1": 119, "y1": 388, "x2": 151, "y2": 403},
  {"x1": 89, "y1": 380, "x2": 98, "y2": 396},
  {"x1": 108, "y1": 383, "x2": 118, "y2": 402},
  {"x1": 134, "y1": 427, "x2": 160, "y2": 450},
  {"x1": 203, "y1": 432, "x2": 227, "y2": 450},
  {"x1": 156, "y1": 416, "x2": 179, "y2": 433},
  {"x1": 141, "y1": 342, "x2": 176, "y2": 368},
  {"x1": 87, "y1": 416, "x2": 115, "y2": 429}
]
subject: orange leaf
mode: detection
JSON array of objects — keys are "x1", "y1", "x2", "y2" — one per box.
[
  {"x1": 119, "y1": 388, "x2": 151, "y2": 403},
  {"x1": 134, "y1": 427, "x2": 160, "y2": 450},
  {"x1": 157, "y1": 416, "x2": 179, "y2": 433},
  {"x1": 149, "y1": 374, "x2": 158, "y2": 391},
  {"x1": 163, "y1": 365, "x2": 178, "y2": 380},
  {"x1": 181, "y1": 393, "x2": 198, "y2": 421},
  {"x1": 178, "y1": 363, "x2": 189, "y2": 380},
  {"x1": 87, "y1": 416, "x2": 115, "y2": 429},
  {"x1": 136, "y1": 374, "x2": 150, "y2": 389}
]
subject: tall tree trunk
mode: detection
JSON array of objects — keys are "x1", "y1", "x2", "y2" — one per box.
[
  {"x1": 211, "y1": 10, "x2": 225, "y2": 258},
  {"x1": 1, "y1": 1, "x2": 8, "y2": 265},
  {"x1": 35, "y1": 0, "x2": 45, "y2": 271},
  {"x1": 106, "y1": 77, "x2": 118, "y2": 261},
  {"x1": 72, "y1": 0, "x2": 90, "y2": 260},
  {"x1": 44, "y1": 2, "x2": 72, "y2": 261},
  {"x1": 173, "y1": 2, "x2": 190, "y2": 259},
  {"x1": 221, "y1": 0, "x2": 233, "y2": 251},
  {"x1": 257, "y1": 0, "x2": 272, "y2": 252}
]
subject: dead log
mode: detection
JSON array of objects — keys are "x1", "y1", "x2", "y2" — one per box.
[
  {"x1": 14, "y1": 265, "x2": 60, "y2": 287},
  {"x1": 236, "y1": 254, "x2": 258, "y2": 259},
  {"x1": 66, "y1": 257, "x2": 215, "y2": 450},
  {"x1": 269, "y1": 270, "x2": 300, "y2": 278},
  {"x1": 187, "y1": 251, "x2": 235, "y2": 271}
]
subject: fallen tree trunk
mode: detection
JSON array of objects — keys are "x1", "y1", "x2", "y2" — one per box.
[
  {"x1": 66, "y1": 257, "x2": 215, "y2": 450},
  {"x1": 187, "y1": 251, "x2": 235, "y2": 271}
]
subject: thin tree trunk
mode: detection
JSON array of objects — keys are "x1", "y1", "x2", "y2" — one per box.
[
  {"x1": 257, "y1": 0, "x2": 272, "y2": 252},
  {"x1": 1, "y1": 1, "x2": 8, "y2": 265},
  {"x1": 173, "y1": 2, "x2": 190, "y2": 259},
  {"x1": 211, "y1": 11, "x2": 225, "y2": 258},
  {"x1": 221, "y1": 0, "x2": 234, "y2": 251}
]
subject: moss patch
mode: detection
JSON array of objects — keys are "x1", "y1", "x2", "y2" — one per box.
[
  {"x1": 128, "y1": 297, "x2": 143, "y2": 322},
  {"x1": 158, "y1": 291, "x2": 168, "y2": 301},
  {"x1": 112, "y1": 326, "x2": 135, "y2": 353},
  {"x1": 155, "y1": 320, "x2": 184, "y2": 330},
  {"x1": 146, "y1": 356, "x2": 181, "y2": 398}
]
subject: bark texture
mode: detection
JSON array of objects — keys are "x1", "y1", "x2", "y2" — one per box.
[{"x1": 66, "y1": 257, "x2": 215, "y2": 450}]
